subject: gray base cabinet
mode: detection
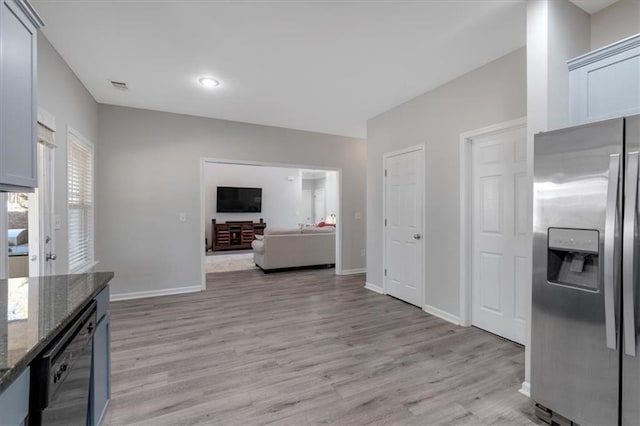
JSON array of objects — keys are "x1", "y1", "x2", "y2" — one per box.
[
  {"x1": 0, "y1": 367, "x2": 29, "y2": 426},
  {"x1": 90, "y1": 286, "x2": 110, "y2": 426},
  {"x1": 0, "y1": 0, "x2": 43, "y2": 192}
]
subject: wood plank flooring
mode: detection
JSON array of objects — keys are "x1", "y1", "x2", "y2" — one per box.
[{"x1": 104, "y1": 269, "x2": 540, "y2": 425}]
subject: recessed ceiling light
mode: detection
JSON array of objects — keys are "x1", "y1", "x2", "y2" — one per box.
[{"x1": 199, "y1": 77, "x2": 220, "y2": 88}]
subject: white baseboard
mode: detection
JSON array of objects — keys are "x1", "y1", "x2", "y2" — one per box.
[
  {"x1": 519, "y1": 381, "x2": 531, "y2": 397},
  {"x1": 110, "y1": 285, "x2": 201, "y2": 302},
  {"x1": 339, "y1": 268, "x2": 366, "y2": 275},
  {"x1": 364, "y1": 282, "x2": 385, "y2": 294},
  {"x1": 423, "y1": 303, "x2": 461, "y2": 325}
]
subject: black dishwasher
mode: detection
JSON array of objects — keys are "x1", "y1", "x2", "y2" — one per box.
[{"x1": 29, "y1": 301, "x2": 97, "y2": 425}]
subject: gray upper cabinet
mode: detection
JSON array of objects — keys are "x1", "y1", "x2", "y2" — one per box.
[
  {"x1": 0, "y1": 0, "x2": 43, "y2": 192},
  {"x1": 569, "y1": 34, "x2": 640, "y2": 125}
]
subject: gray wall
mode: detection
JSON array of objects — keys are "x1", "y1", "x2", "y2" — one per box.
[
  {"x1": 591, "y1": 0, "x2": 640, "y2": 50},
  {"x1": 547, "y1": 0, "x2": 590, "y2": 130},
  {"x1": 96, "y1": 105, "x2": 366, "y2": 297},
  {"x1": 366, "y1": 48, "x2": 526, "y2": 317},
  {"x1": 37, "y1": 34, "x2": 99, "y2": 275}
]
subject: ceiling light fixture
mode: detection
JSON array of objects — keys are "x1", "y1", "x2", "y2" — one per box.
[{"x1": 199, "y1": 77, "x2": 220, "y2": 88}]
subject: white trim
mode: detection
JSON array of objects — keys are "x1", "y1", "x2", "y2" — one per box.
[
  {"x1": 110, "y1": 285, "x2": 201, "y2": 302},
  {"x1": 339, "y1": 268, "x2": 366, "y2": 275},
  {"x1": 519, "y1": 381, "x2": 531, "y2": 398},
  {"x1": 31, "y1": 132, "x2": 57, "y2": 276},
  {"x1": 199, "y1": 157, "x2": 344, "y2": 292},
  {"x1": 382, "y1": 144, "x2": 426, "y2": 306},
  {"x1": 67, "y1": 126, "x2": 94, "y2": 151},
  {"x1": 458, "y1": 117, "x2": 527, "y2": 327},
  {"x1": 364, "y1": 282, "x2": 385, "y2": 294},
  {"x1": 0, "y1": 194, "x2": 7, "y2": 279},
  {"x1": 423, "y1": 303, "x2": 461, "y2": 326},
  {"x1": 567, "y1": 33, "x2": 640, "y2": 70},
  {"x1": 200, "y1": 159, "x2": 206, "y2": 291},
  {"x1": 67, "y1": 126, "x2": 96, "y2": 274}
]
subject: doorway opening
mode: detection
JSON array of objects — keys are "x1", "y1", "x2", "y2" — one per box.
[
  {"x1": 200, "y1": 159, "x2": 342, "y2": 287},
  {"x1": 5, "y1": 118, "x2": 56, "y2": 278}
]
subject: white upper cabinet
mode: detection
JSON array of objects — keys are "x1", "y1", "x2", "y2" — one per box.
[
  {"x1": 569, "y1": 34, "x2": 640, "y2": 125},
  {"x1": 0, "y1": 0, "x2": 43, "y2": 192}
]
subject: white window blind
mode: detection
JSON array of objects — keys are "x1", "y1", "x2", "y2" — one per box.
[{"x1": 67, "y1": 132, "x2": 94, "y2": 273}]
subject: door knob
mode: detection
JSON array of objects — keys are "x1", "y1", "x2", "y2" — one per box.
[
  {"x1": 413, "y1": 234, "x2": 421, "y2": 240},
  {"x1": 46, "y1": 253, "x2": 57, "y2": 261}
]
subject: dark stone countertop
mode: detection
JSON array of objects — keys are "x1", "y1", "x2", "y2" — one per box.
[{"x1": 0, "y1": 272, "x2": 114, "y2": 393}]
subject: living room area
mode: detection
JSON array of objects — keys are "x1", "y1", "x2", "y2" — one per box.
[{"x1": 203, "y1": 161, "x2": 339, "y2": 274}]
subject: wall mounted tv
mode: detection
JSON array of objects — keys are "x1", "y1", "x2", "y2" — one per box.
[{"x1": 216, "y1": 186, "x2": 262, "y2": 212}]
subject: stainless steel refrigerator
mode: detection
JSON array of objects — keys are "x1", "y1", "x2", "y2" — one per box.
[{"x1": 532, "y1": 115, "x2": 640, "y2": 426}]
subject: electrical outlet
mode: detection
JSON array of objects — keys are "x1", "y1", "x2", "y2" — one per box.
[
  {"x1": 355, "y1": 212, "x2": 362, "y2": 220},
  {"x1": 179, "y1": 213, "x2": 187, "y2": 222},
  {"x1": 361, "y1": 249, "x2": 366, "y2": 257}
]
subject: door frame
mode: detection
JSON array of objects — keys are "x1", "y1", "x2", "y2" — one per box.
[
  {"x1": 0, "y1": 195, "x2": 7, "y2": 279},
  {"x1": 458, "y1": 117, "x2": 527, "y2": 327},
  {"x1": 30, "y1": 108, "x2": 57, "y2": 276},
  {"x1": 199, "y1": 157, "x2": 343, "y2": 291},
  {"x1": 382, "y1": 144, "x2": 426, "y2": 306}
]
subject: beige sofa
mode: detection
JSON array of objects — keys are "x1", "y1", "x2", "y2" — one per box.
[{"x1": 251, "y1": 226, "x2": 335, "y2": 272}]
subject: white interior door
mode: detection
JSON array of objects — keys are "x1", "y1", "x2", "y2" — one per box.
[
  {"x1": 384, "y1": 147, "x2": 424, "y2": 307},
  {"x1": 29, "y1": 129, "x2": 56, "y2": 276},
  {"x1": 471, "y1": 125, "x2": 528, "y2": 344}
]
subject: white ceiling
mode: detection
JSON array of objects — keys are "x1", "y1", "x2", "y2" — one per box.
[
  {"x1": 569, "y1": 0, "x2": 618, "y2": 14},
  {"x1": 33, "y1": 1, "x2": 527, "y2": 138}
]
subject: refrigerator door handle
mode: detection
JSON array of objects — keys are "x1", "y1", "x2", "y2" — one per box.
[
  {"x1": 623, "y1": 152, "x2": 638, "y2": 357},
  {"x1": 605, "y1": 153, "x2": 620, "y2": 350}
]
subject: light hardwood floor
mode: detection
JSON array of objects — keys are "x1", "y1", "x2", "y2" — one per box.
[{"x1": 105, "y1": 269, "x2": 540, "y2": 425}]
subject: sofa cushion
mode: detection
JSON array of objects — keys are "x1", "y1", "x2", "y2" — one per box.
[
  {"x1": 254, "y1": 235, "x2": 264, "y2": 241},
  {"x1": 301, "y1": 227, "x2": 335, "y2": 234},
  {"x1": 251, "y1": 239, "x2": 265, "y2": 254},
  {"x1": 264, "y1": 227, "x2": 301, "y2": 235}
]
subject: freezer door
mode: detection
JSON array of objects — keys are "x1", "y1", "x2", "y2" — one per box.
[
  {"x1": 532, "y1": 118, "x2": 623, "y2": 426},
  {"x1": 622, "y1": 114, "x2": 640, "y2": 426}
]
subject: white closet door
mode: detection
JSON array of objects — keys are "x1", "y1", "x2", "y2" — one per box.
[
  {"x1": 384, "y1": 148, "x2": 424, "y2": 307},
  {"x1": 471, "y1": 126, "x2": 528, "y2": 344}
]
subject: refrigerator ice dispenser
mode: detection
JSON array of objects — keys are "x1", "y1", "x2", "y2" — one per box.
[{"x1": 547, "y1": 228, "x2": 600, "y2": 291}]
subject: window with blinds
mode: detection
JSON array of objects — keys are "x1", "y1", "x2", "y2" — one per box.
[{"x1": 67, "y1": 132, "x2": 94, "y2": 273}]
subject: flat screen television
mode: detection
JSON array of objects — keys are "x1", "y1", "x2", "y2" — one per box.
[{"x1": 216, "y1": 186, "x2": 262, "y2": 212}]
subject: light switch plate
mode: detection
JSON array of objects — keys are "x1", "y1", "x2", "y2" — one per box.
[{"x1": 54, "y1": 214, "x2": 61, "y2": 230}]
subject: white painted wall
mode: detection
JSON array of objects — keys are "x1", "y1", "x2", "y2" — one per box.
[
  {"x1": 366, "y1": 48, "x2": 527, "y2": 317},
  {"x1": 326, "y1": 171, "x2": 338, "y2": 219},
  {"x1": 37, "y1": 34, "x2": 99, "y2": 275},
  {"x1": 591, "y1": 0, "x2": 640, "y2": 50},
  {"x1": 314, "y1": 177, "x2": 327, "y2": 222},
  {"x1": 525, "y1": 0, "x2": 591, "y2": 394},
  {"x1": 547, "y1": 0, "x2": 590, "y2": 130},
  {"x1": 204, "y1": 163, "x2": 302, "y2": 249},
  {"x1": 96, "y1": 105, "x2": 366, "y2": 297},
  {"x1": 301, "y1": 179, "x2": 314, "y2": 224}
]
